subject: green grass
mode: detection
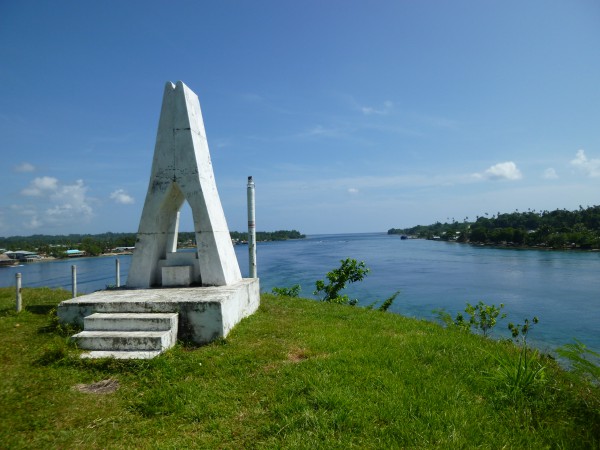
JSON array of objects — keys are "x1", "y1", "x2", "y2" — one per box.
[{"x1": 0, "y1": 288, "x2": 598, "y2": 448}]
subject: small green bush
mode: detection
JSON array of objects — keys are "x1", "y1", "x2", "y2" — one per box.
[
  {"x1": 314, "y1": 258, "x2": 369, "y2": 305},
  {"x1": 271, "y1": 284, "x2": 301, "y2": 298},
  {"x1": 435, "y1": 301, "x2": 506, "y2": 337}
]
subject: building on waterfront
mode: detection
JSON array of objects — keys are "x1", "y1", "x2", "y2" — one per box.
[
  {"x1": 0, "y1": 253, "x2": 19, "y2": 267},
  {"x1": 111, "y1": 246, "x2": 135, "y2": 253},
  {"x1": 4, "y1": 250, "x2": 41, "y2": 261}
]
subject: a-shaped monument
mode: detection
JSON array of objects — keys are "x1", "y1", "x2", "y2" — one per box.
[
  {"x1": 57, "y1": 82, "x2": 259, "y2": 358},
  {"x1": 128, "y1": 81, "x2": 241, "y2": 288}
]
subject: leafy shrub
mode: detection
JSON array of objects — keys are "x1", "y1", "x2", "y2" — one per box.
[
  {"x1": 455, "y1": 301, "x2": 506, "y2": 337},
  {"x1": 271, "y1": 284, "x2": 301, "y2": 298},
  {"x1": 313, "y1": 258, "x2": 369, "y2": 305}
]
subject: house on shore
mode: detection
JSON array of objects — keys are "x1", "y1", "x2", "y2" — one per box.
[
  {"x1": 0, "y1": 253, "x2": 19, "y2": 267},
  {"x1": 4, "y1": 250, "x2": 41, "y2": 262},
  {"x1": 111, "y1": 246, "x2": 135, "y2": 253},
  {"x1": 66, "y1": 249, "x2": 87, "y2": 258}
]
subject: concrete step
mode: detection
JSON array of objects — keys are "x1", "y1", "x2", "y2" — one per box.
[
  {"x1": 84, "y1": 313, "x2": 178, "y2": 332},
  {"x1": 80, "y1": 350, "x2": 163, "y2": 360},
  {"x1": 73, "y1": 330, "x2": 173, "y2": 352},
  {"x1": 73, "y1": 312, "x2": 179, "y2": 359}
]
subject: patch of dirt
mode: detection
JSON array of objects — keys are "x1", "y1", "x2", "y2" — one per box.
[
  {"x1": 287, "y1": 348, "x2": 309, "y2": 363},
  {"x1": 73, "y1": 379, "x2": 119, "y2": 394},
  {"x1": 263, "y1": 363, "x2": 279, "y2": 372}
]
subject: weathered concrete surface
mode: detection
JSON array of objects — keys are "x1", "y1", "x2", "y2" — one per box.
[
  {"x1": 57, "y1": 279, "x2": 260, "y2": 345},
  {"x1": 162, "y1": 266, "x2": 193, "y2": 287},
  {"x1": 158, "y1": 251, "x2": 201, "y2": 285},
  {"x1": 84, "y1": 312, "x2": 179, "y2": 333},
  {"x1": 73, "y1": 331, "x2": 173, "y2": 351},
  {"x1": 80, "y1": 350, "x2": 163, "y2": 360},
  {"x1": 128, "y1": 81, "x2": 241, "y2": 288}
]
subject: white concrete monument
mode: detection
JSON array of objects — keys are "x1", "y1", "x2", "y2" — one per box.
[
  {"x1": 128, "y1": 81, "x2": 241, "y2": 288},
  {"x1": 57, "y1": 82, "x2": 259, "y2": 358}
]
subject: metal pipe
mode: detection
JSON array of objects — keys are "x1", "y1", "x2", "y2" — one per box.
[
  {"x1": 247, "y1": 176, "x2": 257, "y2": 278},
  {"x1": 71, "y1": 265, "x2": 77, "y2": 298},
  {"x1": 15, "y1": 273, "x2": 22, "y2": 312},
  {"x1": 115, "y1": 258, "x2": 121, "y2": 287}
]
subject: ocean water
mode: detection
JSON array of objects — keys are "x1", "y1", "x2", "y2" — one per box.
[{"x1": 1, "y1": 233, "x2": 598, "y2": 352}]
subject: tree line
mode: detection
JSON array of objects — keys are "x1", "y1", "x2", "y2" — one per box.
[
  {"x1": 388, "y1": 205, "x2": 600, "y2": 250},
  {"x1": 0, "y1": 230, "x2": 305, "y2": 257},
  {"x1": 229, "y1": 229, "x2": 305, "y2": 242},
  {"x1": 0, "y1": 233, "x2": 137, "y2": 257}
]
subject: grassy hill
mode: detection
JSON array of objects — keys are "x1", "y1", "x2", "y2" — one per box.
[{"x1": 0, "y1": 288, "x2": 598, "y2": 448}]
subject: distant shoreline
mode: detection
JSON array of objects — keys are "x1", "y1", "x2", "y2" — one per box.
[{"x1": 406, "y1": 236, "x2": 600, "y2": 253}]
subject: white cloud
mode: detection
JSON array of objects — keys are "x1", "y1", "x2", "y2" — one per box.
[
  {"x1": 361, "y1": 100, "x2": 393, "y2": 115},
  {"x1": 26, "y1": 216, "x2": 42, "y2": 229},
  {"x1": 212, "y1": 138, "x2": 232, "y2": 149},
  {"x1": 46, "y1": 179, "x2": 93, "y2": 222},
  {"x1": 240, "y1": 92, "x2": 293, "y2": 114},
  {"x1": 110, "y1": 189, "x2": 135, "y2": 205},
  {"x1": 16, "y1": 178, "x2": 93, "y2": 230},
  {"x1": 262, "y1": 172, "x2": 475, "y2": 196},
  {"x1": 21, "y1": 176, "x2": 59, "y2": 196},
  {"x1": 241, "y1": 93, "x2": 263, "y2": 102},
  {"x1": 299, "y1": 125, "x2": 342, "y2": 139},
  {"x1": 543, "y1": 168, "x2": 558, "y2": 179},
  {"x1": 474, "y1": 161, "x2": 522, "y2": 181},
  {"x1": 14, "y1": 162, "x2": 35, "y2": 173},
  {"x1": 570, "y1": 149, "x2": 600, "y2": 177}
]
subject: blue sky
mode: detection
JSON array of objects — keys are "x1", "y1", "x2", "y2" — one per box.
[{"x1": 1, "y1": 1, "x2": 599, "y2": 237}]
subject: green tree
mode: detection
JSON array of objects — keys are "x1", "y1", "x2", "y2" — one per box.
[
  {"x1": 470, "y1": 227, "x2": 488, "y2": 242},
  {"x1": 81, "y1": 237, "x2": 102, "y2": 256},
  {"x1": 512, "y1": 228, "x2": 526, "y2": 245},
  {"x1": 388, "y1": 205, "x2": 600, "y2": 250}
]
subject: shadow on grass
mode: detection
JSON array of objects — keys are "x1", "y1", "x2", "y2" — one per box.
[
  {"x1": 0, "y1": 304, "x2": 55, "y2": 316},
  {"x1": 0, "y1": 306, "x2": 15, "y2": 316},
  {"x1": 26, "y1": 304, "x2": 55, "y2": 315}
]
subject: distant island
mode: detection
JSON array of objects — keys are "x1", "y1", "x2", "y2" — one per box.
[
  {"x1": 389, "y1": 205, "x2": 600, "y2": 250},
  {"x1": 0, "y1": 230, "x2": 305, "y2": 259},
  {"x1": 228, "y1": 230, "x2": 305, "y2": 244}
]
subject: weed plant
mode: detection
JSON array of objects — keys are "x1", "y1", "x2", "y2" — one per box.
[
  {"x1": 488, "y1": 317, "x2": 546, "y2": 399},
  {"x1": 557, "y1": 339, "x2": 600, "y2": 385}
]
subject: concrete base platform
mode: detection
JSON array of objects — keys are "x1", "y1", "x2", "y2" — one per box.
[{"x1": 57, "y1": 278, "x2": 260, "y2": 345}]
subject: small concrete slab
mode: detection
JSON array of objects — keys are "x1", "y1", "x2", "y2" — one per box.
[
  {"x1": 58, "y1": 278, "x2": 260, "y2": 345},
  {"x1": 84, "y1": 313, "x2": 178, "y2": 331},
  {"x1": 80, "y1": 351, "x2": 163, "y2": 360},
  {"x1": 73, "y1": 330, "x2": 173, "y2": 351}
]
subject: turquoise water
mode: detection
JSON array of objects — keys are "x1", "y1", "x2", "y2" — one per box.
[{"x1": 1, "y1": 233, "x2": 598, "y2": 352}]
